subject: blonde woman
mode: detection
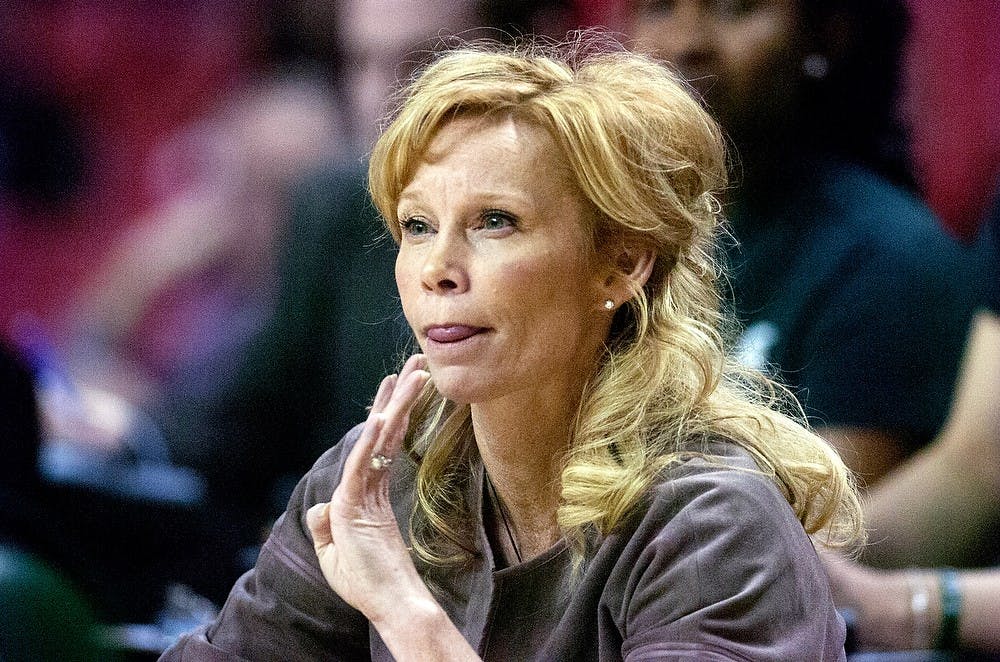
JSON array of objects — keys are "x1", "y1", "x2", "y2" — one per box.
[{"x1": 162, "y1": 35, "x2": 861, "y2": 661}]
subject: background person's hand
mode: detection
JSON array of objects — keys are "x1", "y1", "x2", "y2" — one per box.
[{"x1": 306, "y1": 354, "x2": 431, "y2": 624}]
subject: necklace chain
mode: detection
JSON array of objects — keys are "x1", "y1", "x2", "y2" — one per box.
[{"x1": 485, "y1": 473, "x2": 523, "y2": 565}]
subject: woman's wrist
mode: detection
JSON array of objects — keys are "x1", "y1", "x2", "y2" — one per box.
[
  {"x1": 370, "y1": 588, "x2": 440, "y2": 634},
  {"x1": 373, "y1": 592, "x2": 479, "y2": 661},
  {"x1": 363, "y1": 561, "x2": 438, "y2": 630}
]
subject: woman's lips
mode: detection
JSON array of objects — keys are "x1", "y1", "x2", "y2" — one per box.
[{"x1": 425, "y1": 325, "x2": 486, "y2": 343}]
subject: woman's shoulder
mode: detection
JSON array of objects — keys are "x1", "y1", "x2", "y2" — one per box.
[
  {"x1": 595, "y1": 439, "x2": 844, "y2": 660},
  {"x1": 629, "y1": 438, "x2": 830, "y2": 586},
  {"x1": 312, "y1": 423, "x2": 366, "y2": 467},
  {"x1": 645, "y1": 440, "x2": 804, "y2": 542},
  {"x1": 654, "y1": 439, "x2": 773, "y2": 489}
]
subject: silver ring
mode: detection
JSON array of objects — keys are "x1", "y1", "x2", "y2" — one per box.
[{"x1": 370, "y1": 454, "x2": 393, "y2": 470}]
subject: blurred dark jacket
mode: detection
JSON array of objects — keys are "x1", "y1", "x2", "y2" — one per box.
[{"x1": 161, "y1": 161, "x2": 407, "y2": 553}]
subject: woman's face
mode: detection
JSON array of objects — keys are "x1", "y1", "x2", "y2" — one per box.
[
  {"x1": 394, "y1": 115, "x2": 612, "y2": 407},
  {"x1": 630, "y1": 0, "x2": 802, "y2": 137}
]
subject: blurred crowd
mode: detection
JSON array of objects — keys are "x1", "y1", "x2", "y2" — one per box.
[{"x1": 1, "y1": 0, "x2": 998, "y2": 659}]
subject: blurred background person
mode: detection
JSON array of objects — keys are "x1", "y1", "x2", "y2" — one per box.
[
  {"x1": 0, "y1": 0, "x2": 271, "y2": 637},
  {"x1": 53, "y1": 0, "x2": 349, "y2": 412},
  {"x1": 822, "y1": 192, "x2": 1000, "y2": 657},
  {"x1": 627, "y1": 0, "x2": 986, "y2": 487},
  {"x1": 0, "y1": 0, "x2": 260, "y2": 366},
  {"x1": 574, "y1": 0, "x2": 1000, "y2": 241}
]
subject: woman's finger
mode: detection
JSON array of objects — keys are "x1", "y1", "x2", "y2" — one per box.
[
  {"x1": 375, "y1": 365, "x2": 429, "y2": 456},
  {"x1": 365, "y1": 353, "x2": 425, "y2": 421},
  {"x1": 306, "y1": 502, "x2": 333, "y2": 549},
  {"x1": 396, "y1": 353, "x2": 427, "y2": 384},
  {"x1": 345, "y1": 372, "x2": 398, "y2": 481},
  {"x1": 361, "y1": 354, "x2": 428, "y2": 462},
  {"x1": 341, "y1": 412, "x2": 388, "y2": 490},
  {"x1": 369, "y1": 373, "x2": 398, "y2": 417},
  {"x1": 336, "y1": 355, "x2": 429, "y2": 502}
]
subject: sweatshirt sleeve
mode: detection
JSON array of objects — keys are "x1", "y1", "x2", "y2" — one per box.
[
  {"x1": 616, "y1": 463, "x2": 846, "y2": 662},
  {"x1": 158, "y1": 427, "x2": 371, "y2": 662}
]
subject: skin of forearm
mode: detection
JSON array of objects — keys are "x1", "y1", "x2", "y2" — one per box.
[
  {"x1": 854, "y1": 570, "x2": 929, "y2": 650},
  {"x1": 863, "y1": 433, "x2": 1000, "y2": 567},
  {"x1": 373, "y1": 593, "x2": 481, "y2": 662},
  {"x1": 847, "y1": 567, "x2": 1000, "y2": 653},
  {"x1": 959, "y1": 570, "x2": 1000, "y2": 653},
  {"x1": 863, "y1": 312, "x2": 1000, "y2": 567}
]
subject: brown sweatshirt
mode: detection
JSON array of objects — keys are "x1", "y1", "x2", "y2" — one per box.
[{"x1": 161, "y1": 425, "x2": 846, "y2": 661}]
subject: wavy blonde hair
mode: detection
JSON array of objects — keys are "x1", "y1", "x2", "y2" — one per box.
[{"x1": 368, "y1": 33, "x2": 863, "y2": 567}]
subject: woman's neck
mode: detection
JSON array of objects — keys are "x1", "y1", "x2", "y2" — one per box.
[{"x1": 471, "y1": 394, "x2": 575, "y2": 561}]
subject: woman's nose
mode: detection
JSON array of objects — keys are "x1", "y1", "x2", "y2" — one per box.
[{"x1": 420, "y1": 231, "x2": 469, "y2": 294}]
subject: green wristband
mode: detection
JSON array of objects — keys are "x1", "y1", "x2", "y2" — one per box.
[{"x1": 935, "y1": 568, "x2": 962, "y2": 651}]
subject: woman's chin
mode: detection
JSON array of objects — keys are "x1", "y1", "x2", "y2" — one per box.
[
  {"x1": 427, "y1": 367, "x2": 494, "y2": 405},
  {"x1": 429, "y1": 382, "x2": 478, "y2": 405}
]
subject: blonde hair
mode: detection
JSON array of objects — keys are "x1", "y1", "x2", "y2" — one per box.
[{"x1": 369, "y1": 33, "x2": 863, "y2": 567}]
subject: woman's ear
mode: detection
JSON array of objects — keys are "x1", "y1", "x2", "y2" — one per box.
[{"x1": 603, "y1": 244, "x2": 656, "y2": 304}]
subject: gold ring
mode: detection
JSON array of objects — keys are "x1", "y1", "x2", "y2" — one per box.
[{"x1": 370, "y1": 454, "x2": 393, "y2": 470}]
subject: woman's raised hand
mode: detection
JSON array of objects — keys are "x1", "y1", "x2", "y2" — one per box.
[{"x1": 306, "y1": 354, "x2": 431, "y2": 624}]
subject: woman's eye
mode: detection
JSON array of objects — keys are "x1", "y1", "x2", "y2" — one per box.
[
  {"x1": 481, "y1": 211, "x2": 516, "y2": 231},
  {"x1": 401, "y1": 217, "x2": 432, "y2": 236}
]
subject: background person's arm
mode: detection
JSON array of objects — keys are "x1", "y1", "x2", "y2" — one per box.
[
  {"x1": 823, "y1": 555, "x2": 1000, "y2": 653},
  {"x1": 861, "y1": 310, "x2": 1000, "y2": 568},
  {"x1": 815, "y1": 427, "x2": 906, "y2": 491},
  {"x1": 960, "y1": 568, "x2": 1000, "y2": 653}
]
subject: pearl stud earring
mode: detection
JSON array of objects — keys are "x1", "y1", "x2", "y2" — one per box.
[{"x1": 604, "y1": 299, "x2": 615, "y2": 310}]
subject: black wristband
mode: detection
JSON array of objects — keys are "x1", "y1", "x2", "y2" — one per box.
[{"x1": 935, "y1": 568, "x2": 962, "y2": 651}]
